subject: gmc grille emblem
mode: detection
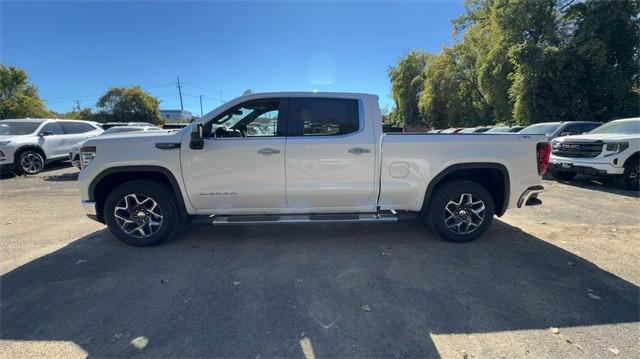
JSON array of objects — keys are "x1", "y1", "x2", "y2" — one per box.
[{"x1": 563, "y1": 144, "x2": 580, "y2": 150}]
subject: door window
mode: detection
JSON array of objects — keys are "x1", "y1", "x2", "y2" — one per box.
[
  {"x1": 205, "y1": 99, "x2": 283, "y2": 138},
  {"x1": 40, "y1": 122, "x2": 64, "y2": 135},
  {"x1": 288, "y1": 98, "x2": 359, "y2": 136},
  {"x1": 60, "y1": 121, "x2": 96, "y2": 134}
]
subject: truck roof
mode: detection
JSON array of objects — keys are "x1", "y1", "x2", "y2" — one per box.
[{"x1": 240, "y1": 91, "x2": 378, "y2": 99}]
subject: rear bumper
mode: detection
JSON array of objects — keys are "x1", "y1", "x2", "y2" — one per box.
[
  {"x1": 517, "y1": 185, "x2": 544, "y2": 208},
  {"x1": 69, "y1": 152, "x2": 81, "y2": 169}
]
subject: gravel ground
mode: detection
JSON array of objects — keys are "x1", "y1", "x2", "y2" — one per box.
[{"x1": 1, "y1": 164, "x2": 638, "y2": 358}]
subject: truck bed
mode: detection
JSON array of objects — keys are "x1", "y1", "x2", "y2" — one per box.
[{"x1": 378, "y1": 133, "x2": 547, "y2": 212}]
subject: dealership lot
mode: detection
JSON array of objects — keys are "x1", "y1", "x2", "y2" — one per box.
[{"x1": 1, "y1": 165, "x2": 638, "y2": 358}]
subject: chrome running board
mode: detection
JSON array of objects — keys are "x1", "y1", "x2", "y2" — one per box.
[{"x1": 208, "y1": 212, "x2": 399, "y2": 226}]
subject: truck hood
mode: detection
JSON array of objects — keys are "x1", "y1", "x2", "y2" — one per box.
[
  {"x1": 554, "y1": 133, "x2": 638, "y2": 142},
  {"x1": 83, "y1": 130, "x2": 181, "y2": 147}
]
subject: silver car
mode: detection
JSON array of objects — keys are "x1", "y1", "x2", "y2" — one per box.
[{"x1": 0, "y1": 118, "x2": 103, "y2": 175}]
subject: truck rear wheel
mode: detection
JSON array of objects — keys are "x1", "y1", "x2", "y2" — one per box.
[
  {"x1": 104, "y1": 180, "x2": 179, "y2": 246},
  {"x1": 425, "y1": 180, "x2": 495, "y2": 242}
]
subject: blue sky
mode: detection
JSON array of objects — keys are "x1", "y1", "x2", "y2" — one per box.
[{"x1": 1, "y1": 1, "x2": 464, "y2": 115}]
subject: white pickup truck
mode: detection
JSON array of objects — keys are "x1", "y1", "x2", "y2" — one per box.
[{"x1": 78, "y1": 92, "x2": 549, "y2": 246}]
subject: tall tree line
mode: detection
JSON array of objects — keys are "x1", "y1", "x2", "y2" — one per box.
[
  {"x1": 389, "y1": 0, "x2": 640, "y2": 128},
  {"x1": 0, "y1": 65, "x2": 163, "y2": 125}
]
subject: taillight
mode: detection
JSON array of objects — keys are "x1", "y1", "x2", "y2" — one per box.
[{"x1": 537, "y1": 142, "x2": 551, "y2": 176}]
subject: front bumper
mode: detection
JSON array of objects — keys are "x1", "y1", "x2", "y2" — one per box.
[
  {"x1": 549, "y1": 157, "x2": 625, "y2": 176},
  {"x1": 0, "y1": 147, "x2": 14, "y2": 166},
  {"x1": 81, "y1": 200, "x2": 100, "y2": 222}
]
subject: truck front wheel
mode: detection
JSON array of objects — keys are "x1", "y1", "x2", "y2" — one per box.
[
  {"x1": 425, "y1": 180, "x2": 495, "y2": 242},
  {"x1": 103, "y1": 180, "x2": 180, "y2": 246}
]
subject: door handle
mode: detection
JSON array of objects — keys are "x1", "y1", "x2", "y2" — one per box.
[
  {"x1": 257, "y1": 148, "x2": 281, "y2": 155},
  {"x1": 348, "y1": 147, "x2": 370, "y2": 154}
]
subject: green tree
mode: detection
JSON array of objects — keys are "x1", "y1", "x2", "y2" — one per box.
[
  {"x1": 388, "y1": 50, "x2": 431, "y2": 126},
  {"x1": 555, "y1": 0, "x2": 640, "y2": 122},
  {"x1": 63, "y1": 108, "x2": 94, "y2": 121},
  {"x1": 96, "y1": 86, "x2": 162, "y2": 125},
  {"x1": 400, "y1": 0, "x2": 639, "y2": 126},
  {"x1": 419, "y1": 28, "x2": 493, "y2": 128},
  {"x1": 0, "y1": 65, "x2": 51, "y2": 119}
]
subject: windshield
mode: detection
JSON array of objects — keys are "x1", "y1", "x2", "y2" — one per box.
[
  {"x1": 486, "y1": 127, "x2": 510, "y2": 133},
  {"x1": 102, "y1": 127, "x2": 146, "y2": 135},
  {"x1": 458, "y1": 128, "x2": 476, "y2": 133},
  {"x1": 0, "y1": 121, "x2": 43, "y2": 135},
  {"x1": 589, "y1": 120, "x2": 639, "y2": 134},
  {"x1": 519, "y1": 123, "x2": 561, "y2": 135}
]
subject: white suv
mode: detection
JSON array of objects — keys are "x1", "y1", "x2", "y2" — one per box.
[
  {"x1": 0, "y1": 118, "x2": 103, "y2": 175},
  {"x1": 549, "y1": 117, "x2": 640, "y2": 190}
]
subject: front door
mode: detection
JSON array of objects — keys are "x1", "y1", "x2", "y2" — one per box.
[
  {"x1": 37, "y1": 122, "x2": 65, "y2": 158},
  {"x1": 284, "y1": 97, "x2": 377, "y2": 211},
  {"x1": 181, "y1": 98, "x2": 287, "y2": 213}
]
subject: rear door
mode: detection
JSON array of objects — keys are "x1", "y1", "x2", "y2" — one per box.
[
  {"x1": 284, "y1": 97, "x2": 377, "y2": 211},
  {"x1": 37, "y1": 122, "x2": 65, "y2": 158}
]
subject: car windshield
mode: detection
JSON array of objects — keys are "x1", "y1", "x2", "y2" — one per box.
[
  {"x1": 589, "y1": 120, "x2": 639, "y2": 134},
  {"x1": 0, "y1": 121, "x2": 43, "y2": 135},
  {"x1": 486, "y1": 127, "x2": 510, "y2": 133},
  {"x1": 102, "y1": 127, "x2": 146, "y2": 135},
  {"x1": 519, "y1": 123, "x2": 561, "y2": 135}
]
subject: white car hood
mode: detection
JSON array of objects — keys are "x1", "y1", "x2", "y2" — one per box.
[
  {"x1": 554, "y1": 133, "x2": 638, "y2": 142},
  {"x1": 0, "y1": 134, "x2": 29, "y2": 142}
]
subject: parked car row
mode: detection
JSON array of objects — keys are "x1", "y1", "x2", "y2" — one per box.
[
  {"x1": 430, "y1": 121, "x2": 602, "y2": 139},
  {"x1": 0, "y1": 119, "x2": 163, "y2": 175},
  {"x1": 427, "y1": 119, "x2": 639, "y2": 190}
]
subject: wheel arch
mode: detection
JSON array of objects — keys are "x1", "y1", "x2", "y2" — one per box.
[
  {"x1": 14, "y1": 145, "x2": 46, "y2": 162},
  {"x1": 89, "y1": 166, "x2": 189, "y2": 223},
  {"x1": 421, "y1": 163, "x2": 511, "y2": 216},
  {"x1": 623, "y1": 152, "x2": 640, "y2": 168}
]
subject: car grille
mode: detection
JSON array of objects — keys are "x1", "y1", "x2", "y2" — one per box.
[{"x1": 552, "y1": 141, "x2": 603, "y2": 158}]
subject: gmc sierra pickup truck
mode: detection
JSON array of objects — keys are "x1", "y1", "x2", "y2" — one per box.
[{"x1": 78, "y1": 92, "x2": 549, "y2": 246}]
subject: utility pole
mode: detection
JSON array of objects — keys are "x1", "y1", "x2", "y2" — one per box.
[
  {"x1": 176, "y1": 76, "x2": 184, "y2": 111},
  {"x1": 199, "y1": 95, "x2": 203, "y2": 117},
  {"x1": 220, "y1": 90, "x2": 224, "y2": 104}
]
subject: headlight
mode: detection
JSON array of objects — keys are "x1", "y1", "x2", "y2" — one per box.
[
  {"x1": 604, "y1": 142, "x2": 629, "y2": 155},
  {"x1": 0, "y1": 140, "x2": 10, "y2": 146},
  {"x1": 79, "y1": 146, "x2": 96, "y2": 169}
]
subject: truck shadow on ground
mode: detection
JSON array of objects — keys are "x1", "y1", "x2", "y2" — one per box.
[{"x1": 1, "y1": 220, "x2": 638, "y2": 357}]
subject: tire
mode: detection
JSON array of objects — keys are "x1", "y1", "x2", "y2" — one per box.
[
  {"x1": 424, "y1": 180, "x2": 495, "y2": 243},
  {"x1": 104, "y1": 180, "x2": 180, "y2": 246},
  {"x1": 550, "y1": 170, "x2": 576, "y2": 181},
  {"x1": 15, "y1": 150, "x2": 45, "y2": 175},
  {"x1": 620, "y1": 159, "x2": 640, "y2": 191}
]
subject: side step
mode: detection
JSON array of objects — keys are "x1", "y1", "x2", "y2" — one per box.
[{"x1": 203, "y1": 212, "x2": 400, "y2": 226}]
